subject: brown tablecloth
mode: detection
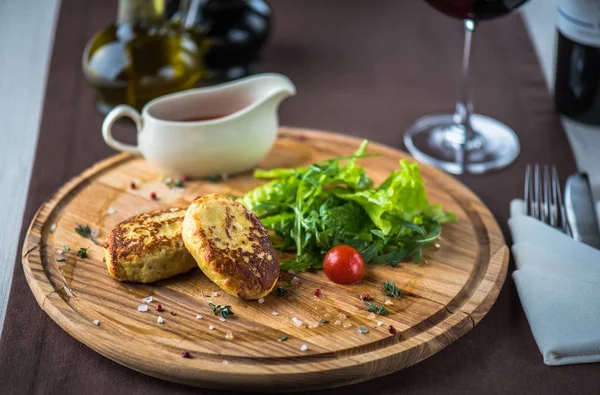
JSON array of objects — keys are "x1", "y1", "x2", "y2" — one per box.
[{"x1": 1, "y1": 1, "x2": 594, "y2": 394}]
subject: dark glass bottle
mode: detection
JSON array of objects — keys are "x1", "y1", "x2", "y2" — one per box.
[
  {"x1": 554, "y1": 0, "x2": 600, "y2": 125},
  {"x1": 168, "y1": 0, "x2": 272, "y2": 81}
]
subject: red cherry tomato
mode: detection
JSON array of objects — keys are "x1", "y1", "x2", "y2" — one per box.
[{"x1": 323, "y1": 245, "x2": 366, "y2": 284}]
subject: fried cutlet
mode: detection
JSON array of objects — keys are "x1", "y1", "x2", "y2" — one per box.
[
  {"x1": 182, "y1": 194, "x2": 279, "y2": 299},
  {"x1": 104, "y1": 208, "x2": 197, "y2": 283}
]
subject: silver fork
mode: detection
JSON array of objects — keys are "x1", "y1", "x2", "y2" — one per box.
[{"x1": 524, "y1": 164, "x2": 570, "y2": 234}]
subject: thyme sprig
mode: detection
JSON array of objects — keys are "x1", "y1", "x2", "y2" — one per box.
[
  {"x1": 383, "y1": 281, "x2": 402, "y2": 298},
  {"x1": 364, "y1": 301, "x2": 388, "y2": 316},
  {"x1": 75, "y1": 224, "x2": 100, "y2": 245},
  {"x1": 275, "y1": 283, "x2": 293, "y2": 296}
]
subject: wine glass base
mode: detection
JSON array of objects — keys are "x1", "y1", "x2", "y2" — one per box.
[{"x1": 403, "y1": 113, "x2": 520, "y2": 174}]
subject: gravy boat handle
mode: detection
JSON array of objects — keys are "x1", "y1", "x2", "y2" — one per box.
[{"x1": 102, "y1": 105, "x2": 143, "y2": 156}]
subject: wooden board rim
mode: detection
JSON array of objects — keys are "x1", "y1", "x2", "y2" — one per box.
[{"x1": 21, "y1": 127, "x2": 509, "y2": 391}]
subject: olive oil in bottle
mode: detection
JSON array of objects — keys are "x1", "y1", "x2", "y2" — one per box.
[{"x1": 83, "y1": 0, "x2": 206, "y2": 114}]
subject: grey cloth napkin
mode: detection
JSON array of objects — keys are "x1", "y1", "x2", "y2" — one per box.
[{"x1": 509, "y1": 199, "x2": 600, "y2": 365}]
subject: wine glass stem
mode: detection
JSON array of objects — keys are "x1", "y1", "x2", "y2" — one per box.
[{"x1": 454, "y1": 19, "x2": 476, "y2": 144}]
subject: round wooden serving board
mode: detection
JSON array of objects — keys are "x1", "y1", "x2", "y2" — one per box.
[{"x1": 22, "y1": 128, "x2": 508, "y2": 392}]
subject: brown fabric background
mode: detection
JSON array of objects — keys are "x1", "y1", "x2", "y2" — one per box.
[{"x1": 0, "y1": 0, "x2": 594, "y2": 394}]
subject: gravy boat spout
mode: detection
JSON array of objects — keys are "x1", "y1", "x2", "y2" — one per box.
[{"x1": 237, "y1": 73, "x2": 297, "y2": 115}]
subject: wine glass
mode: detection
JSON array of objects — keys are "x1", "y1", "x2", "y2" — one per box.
[{"x1": 404, "y1": 0, "x2": 529, "y2": 174}]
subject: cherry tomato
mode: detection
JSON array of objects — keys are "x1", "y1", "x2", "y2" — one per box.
[{"x1": 323, "y1": 245, "x2": 366, "y2": 284}]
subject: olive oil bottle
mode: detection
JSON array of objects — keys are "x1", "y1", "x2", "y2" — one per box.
[{"x1": 83, "y1": 0, "x2": 206, "y2": 113}]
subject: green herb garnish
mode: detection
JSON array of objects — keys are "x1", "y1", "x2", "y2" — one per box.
[
  {"x1": 207, "y1": 301, "x2": 233, "y2": 319},
  {"x1": 173, "y1": 179, "x2": 184, "y2": 188},
  {"x1": 320, "y1": 319, "x2": 329, "y2": 324},
  {"x1": 75, "y1": 225, "x2": 91, "y2": 237},
  {"x1": 364, "y1": 301, "x2": 388, "y2": 316},
  {"x1": 56, "y1": 257, "x2": 66, "y2": 262},
  {"x1": 102, "y1": 257, "x2": 106, "y2": 262},
  {"x1": 238, "y1": 140, "x2": 456, "y2": 272},
  {"x1": 383, "y1": 281, "x2": 402, "y2": 298},
  {"x1": 358, "y1": 325, "x2": 369, "y2": 334},
  {"x1": 63, "y1": 245, "x2": 71, "y2": 252},
  {"x1": 275, "y1": 284, "x2": 292, "y2": 296},
  {"x1": 75, "y1": 224, "x2": 100, "y2": 245},
  {"x1": 163, "y1": 177, "x2": 185, "y2": 189},
  {"x1": 77, "y1": 247, "x2": 89, "y2": 258},
  {"x1": 208, "y1": 175, "x2": 220, "y2": 183},
  {"x1": 279, "y1": 335, "x2": 288, "y2": 342}
]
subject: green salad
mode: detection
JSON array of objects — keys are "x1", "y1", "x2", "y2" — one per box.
[{"x1": 239, "y1": 140, "x2": 456, "y2": 272}]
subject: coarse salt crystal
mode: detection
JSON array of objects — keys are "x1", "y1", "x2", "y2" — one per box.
[
  {"x1": 291, "y1": 317, "x2": 303, "y2": 327},
  {"x1": 221, "y1": 173, "x2": 229, "y2": 181},
  {"x1": 57, "y1": 249, "x2": 64, "y2": 255},
  {"x1": 157, "y1": 316, "x2": 164, "y2": 324},
  {"x1": 142, "y1": 296, "x2": 153, "y2": 303},
  {"x1": 300, "y1": 344, "x2": 308, "y2": 351},
  {"x1": 91, "y1": 229, "x2": 99, "y2": 238},
  {"x1": 271, "y1": 311, "x2": 279, "y2": 316},
  {"x1": 171, "y1": 188, "x2": 184, "y2": 195},
  {"x1": 323, "y1": 313, "x2": 331, "y2": 318},
  {"x1": 222, "y1": 360, "x2": 229, "y2": 365},
  {"x1": 367, "y1": 312, "x2": 376, "y2": 319},
  {"x1": 225, "y1": 330, "x2": 233, "y2": 340},
  {"x1": 287, "y1": 269, "x2": 296, "y2": 274},
  {"x1": 219, "y1": 317, "x2": 226, "y2": 322},
  {"x1": 377, "y1": 321, "x2": 383, "y2": 327},
  {"x1": 384, "y1": 299, "x2": 393, "y2": 305},
  {"x1": 133, "y1": 178, "x2": 141, "y2": 184},
  {"x1": 211, "y1": 291, "x2": 219, "y2": 297},
  {"x1": 338, "y1": 313, "x2": 346, "y2": 319},
  {"x1": 308, "y1": 322, "x2": 319, "y2": 329},
  {"x1": 50, "y1": 224, "x2": 56, "y2": 231},
  {"x1": 195, "y1": 315, "x2": 203, "y2": 320},
  {"x1": 291, "y1": 276, "x2": 300, "y2": 285},
  {"x1": 137, "y1": 304, "x2": 149, "y2": 312},
  {"x1": 334, "y1": 320, "x2": 341, "y2": 326},
  {"x1": 257, "y1": 298, "x2": 265, "y2": 304},
  {"x1": 208, "y1": 325, "x2": 215, "y2": 330},
  {"x1": 63, "y1": 286, "x2": 73, "y2": 297},
  {"x1": 93, "y1": 319, "x2": 100, "y2": 326},
  {"x1": 342, "y1": 322, "x2": 352, "y2": 329},
  {"x1": 164, "y1": 177, "x2": 172, "y2": 183}
]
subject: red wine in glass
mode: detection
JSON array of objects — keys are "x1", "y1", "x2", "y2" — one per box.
[
  {"x1": 425, "y1": 0, "x2": 528, "y2": 20},
  {"x1": 404, "y1": 0, "x2": 528, "y2": 174}
]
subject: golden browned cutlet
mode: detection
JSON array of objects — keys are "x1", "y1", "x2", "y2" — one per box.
[
  {"x1": 182, "y1": 194, "x2": 279, "y2": 299},
  {"x1": 104, "y1": 208, "x2": 197, "y2": 283}
]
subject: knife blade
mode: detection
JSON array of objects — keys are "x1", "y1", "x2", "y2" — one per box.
[{"x1": 564, "y1": 172, "x2": 600, "y2": 249}]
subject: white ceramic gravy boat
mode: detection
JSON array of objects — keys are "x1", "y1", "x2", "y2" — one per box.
[{"x1": 102, "y1": 73, "x2": 296, "y2": 177}]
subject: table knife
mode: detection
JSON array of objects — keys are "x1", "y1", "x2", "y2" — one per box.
[{"x1": 564, "y1": 172, "x2": 600, "y2": 249}]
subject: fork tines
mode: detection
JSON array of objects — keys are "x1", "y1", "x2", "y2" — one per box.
[{"x1": 524, "y1": 164, "x2": 568, "y2": 234}]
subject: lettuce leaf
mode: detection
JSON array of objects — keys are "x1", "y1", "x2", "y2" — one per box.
[{"x1": 334, "y1": 160, "x2": 433, "y2": 235}]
